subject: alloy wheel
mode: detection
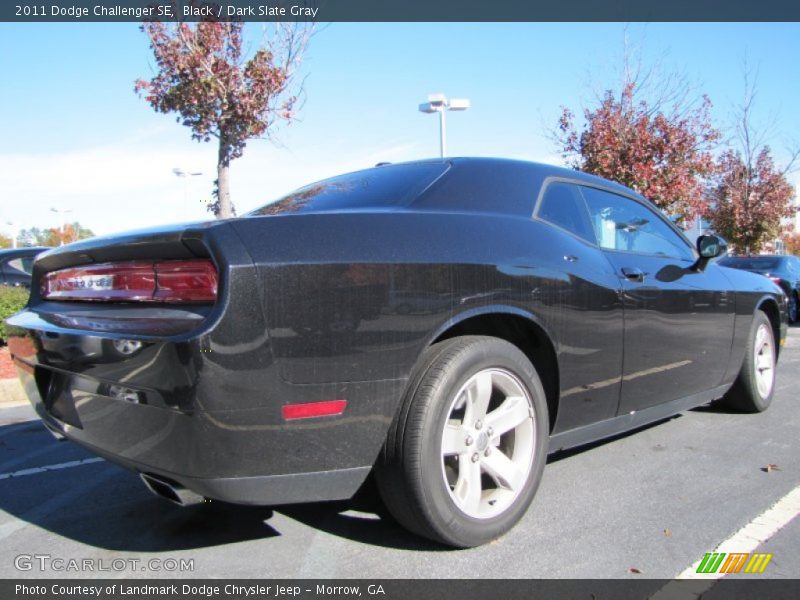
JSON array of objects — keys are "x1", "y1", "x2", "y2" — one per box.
[
  {"x1": 753, "y1": 323, "x2": 775, "y2": 399},
  {"x1": 440, "y1": 368, "x2": 535, "y2": 520}
]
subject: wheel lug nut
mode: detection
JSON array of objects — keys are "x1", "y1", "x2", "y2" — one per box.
[
  {"x1": 484, "y1": 447, "x2": 491, "y2": 457},
  {"x1": 486, "y1": 427, "x2": 494, "y2": 437},
  {"x1": 475, "y1": 420, "x2": 483, "y2": 430},
  {"x1": 465, "y1": 436, "x2": 473, "y2": 446},
  {"x1": 471, "y1": 453, "x2": 479, "y2": 463}
]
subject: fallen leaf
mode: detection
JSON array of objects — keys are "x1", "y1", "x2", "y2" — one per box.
[
  {"x1": 663, "y1": 528, "x2": 672, "y2": 537},
  {"x1": 628, "y1": 567, "x2": 642, "y2": 574},
  {"x1": 762, "y1": 464, "x2": 780, "y2": 473}
]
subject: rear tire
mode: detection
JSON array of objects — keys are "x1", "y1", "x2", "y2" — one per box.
[
  {"x1": 722, "y1": 311, "x2": 776, "y2": 413},
  {"x1": 374, "y1": 336, "x2": 549, "y2": 547}
]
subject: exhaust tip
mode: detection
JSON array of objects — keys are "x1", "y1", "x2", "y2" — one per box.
[{"x1": 140, "y1": 473, "x2": 206, "y2": 506}]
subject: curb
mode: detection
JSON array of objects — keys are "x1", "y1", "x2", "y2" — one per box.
[{"x1": 0, "y1": 378, "x2": 26, "y2": 406}]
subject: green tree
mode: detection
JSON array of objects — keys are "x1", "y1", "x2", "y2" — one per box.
[{"x1": 18, "y1": 222, "x2": 94, "y2": 247}]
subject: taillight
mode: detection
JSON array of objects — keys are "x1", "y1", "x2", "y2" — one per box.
[{"x1": 41, "y1": 260, "x2": 217, "y2": 303}]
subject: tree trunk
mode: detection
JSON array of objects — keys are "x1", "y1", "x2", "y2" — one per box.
[{"x1": 216, "y1": 142, "x2": 233, "y2": 219}]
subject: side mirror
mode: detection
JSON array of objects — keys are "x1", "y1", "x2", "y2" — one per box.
[{"x1": 694, "y1": 234, "x2": 727, "y2": 271}]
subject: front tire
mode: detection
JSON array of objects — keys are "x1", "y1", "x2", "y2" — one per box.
[
  {"x1": 722, "y1": 311, "x2": 777, "y2": 413},
  {"x1": 374, "y1": 336, "x2": 549, "y2": 547}
]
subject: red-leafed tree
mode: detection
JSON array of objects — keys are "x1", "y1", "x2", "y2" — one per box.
[
  {"x1": 556, "y1": 38, "x2": 720, "y2": 224},
  {"x1": 558, "y1": 84, "x2": 719, "y2": 224},
  {"x1": 705, "y1": 69, "x2": 797, "y2": 254},
  {"x1": 706, "y1": 149, "x2": 795, "y2": 254},
  {"x1": 136, "y1": 21, "x2": 310, "y2": 218}
]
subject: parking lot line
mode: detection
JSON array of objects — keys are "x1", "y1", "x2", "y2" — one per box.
[
  {"x1": 0, "y1": 457, "x2": 104, "y2": 480},
  {"x1": 651, "y1": 484, "x2": 800, "y2": 598},
  {"x1": 0, "y1": 443, "x2": 64, "y2": 473}
]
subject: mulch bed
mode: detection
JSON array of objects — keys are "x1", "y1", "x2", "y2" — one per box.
[{"x1": 0, "y1": 347, "x2": 17, "y2": 379}]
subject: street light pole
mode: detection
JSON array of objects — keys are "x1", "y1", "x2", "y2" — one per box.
[
  {"x1": 5, "y1": 221, "x2": 17, "y2": 249},
  {"x1": 439, "y1": 108, "x2": 447, "y2": 158},
  {"x1": 419, "y1": 94, "x2": 470, "y2": 159},
  {"x1": 173, "y1": 168, "x2": 204, "y2": 214}
]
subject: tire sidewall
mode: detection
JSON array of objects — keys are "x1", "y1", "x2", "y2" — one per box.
[{"x1": 412, "y1": 339, "x2": 549, "y2": 547}]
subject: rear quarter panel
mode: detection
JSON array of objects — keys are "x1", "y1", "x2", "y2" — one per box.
[{"x1": 231, "y1": 210, "x2": 625, "y2": 433}]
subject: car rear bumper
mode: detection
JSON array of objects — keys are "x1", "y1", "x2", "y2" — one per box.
[{"x1": 7, "y1": 316, "x2": 402, "y2": 506}]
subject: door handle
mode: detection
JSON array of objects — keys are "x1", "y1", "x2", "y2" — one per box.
[{"x1": 621, "y1": 267, "x2": 646, "y2": 282}]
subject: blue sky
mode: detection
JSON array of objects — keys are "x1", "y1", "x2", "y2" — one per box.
[{"x1": 1, "y1": 22, "x2": 799, "y2": 237}]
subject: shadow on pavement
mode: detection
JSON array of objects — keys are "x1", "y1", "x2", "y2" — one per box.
[
  {"x1": 0, "y1": 418, "x2": 279, "y2": 552},
  {"x1": 690, "y1": 399, "x2": 747, "y2": 414},
  {"x1": 278, "y1": 476, "x2": 449, "y2": 552},
  {"x1": 0, "y1": 419, "x2": 443, "y2": 552}
]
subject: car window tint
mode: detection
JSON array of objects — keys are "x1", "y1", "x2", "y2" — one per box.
[
  {"x1": 538, "y1": 182, "x2": 596, "y2": 243},
  {"x1": 6, "y1": 257, "x2": 34, "y2": 275},
  {"x1": 248, "y1": 163, "x2": 449, "y2": 216},
  {"x1": 580, "y1": 187, "x2": 692, "y2": 260}
]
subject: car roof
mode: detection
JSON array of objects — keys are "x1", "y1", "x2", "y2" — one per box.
[
  {"x1": 446, "y1": 157, "x2": 637, "y2": 194},
  {"x1": 407, "y1": 157, "x2": 645, "y2": 217},
  {"x1": 249, "y1": 157, "x2": 650, "y2": 219}
]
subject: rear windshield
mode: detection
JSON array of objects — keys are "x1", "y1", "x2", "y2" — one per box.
[
  {"x1": 719, "y1": 256, "x2": 782, "y2": 270},
  {"x1": 247, "y1": 163, "x2": 449, "y2": 216}
]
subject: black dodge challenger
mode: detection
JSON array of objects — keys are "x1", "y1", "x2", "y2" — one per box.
[{"x1": 6, "y1": 158, "x2": 787, "y2": 547}]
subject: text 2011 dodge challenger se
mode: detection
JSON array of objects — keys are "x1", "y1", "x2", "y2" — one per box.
[{"x1": 6, "y1": 158, "x2": 787, "y2": 547}]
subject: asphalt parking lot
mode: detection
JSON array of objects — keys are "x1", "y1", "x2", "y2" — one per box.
[{"x1": 0, "y1": 329, "x2": 798, "y2": 581}]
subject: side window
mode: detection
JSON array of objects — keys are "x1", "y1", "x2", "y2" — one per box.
[
  {"x1": 537, "y1": 182, "x2": 596, "y2": 244},
  {"x1": 5, "y1": 258, "x2": 34, "y2": 275},
  {"x1": 581, "y1": 187, "x2": 693, "y2": 260}
]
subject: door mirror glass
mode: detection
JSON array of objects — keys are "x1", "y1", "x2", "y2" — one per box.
[{"x1": 697, "y1": 235, "x2": 727, "y2": 259}]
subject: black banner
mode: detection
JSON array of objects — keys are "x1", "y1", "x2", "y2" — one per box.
[
  {"x1": 3, "y1": 579, "x2": 800, "y2": 600},
  {"x1": 3, "y1": 0, "x2": 800, "y2": 23}
]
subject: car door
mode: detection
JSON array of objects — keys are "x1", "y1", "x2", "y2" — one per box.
[
  {"x1": 534, "y1": 181, "x2": 625, "y2": 429},
  {"x1": 579, "y1": 185, "x2": 735, "y2": 414}
]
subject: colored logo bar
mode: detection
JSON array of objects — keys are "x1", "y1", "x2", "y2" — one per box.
[{"x1": 696, "y1": 552, "x2": 773, "y2": 574}]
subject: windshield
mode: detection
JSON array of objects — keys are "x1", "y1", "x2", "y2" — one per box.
[
  {"x1": 718, "y1": 256, "x2": 782, "y2": 270},
  {"x1": 248, "y1": 162, "x2": 449, "y2": 216}
]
